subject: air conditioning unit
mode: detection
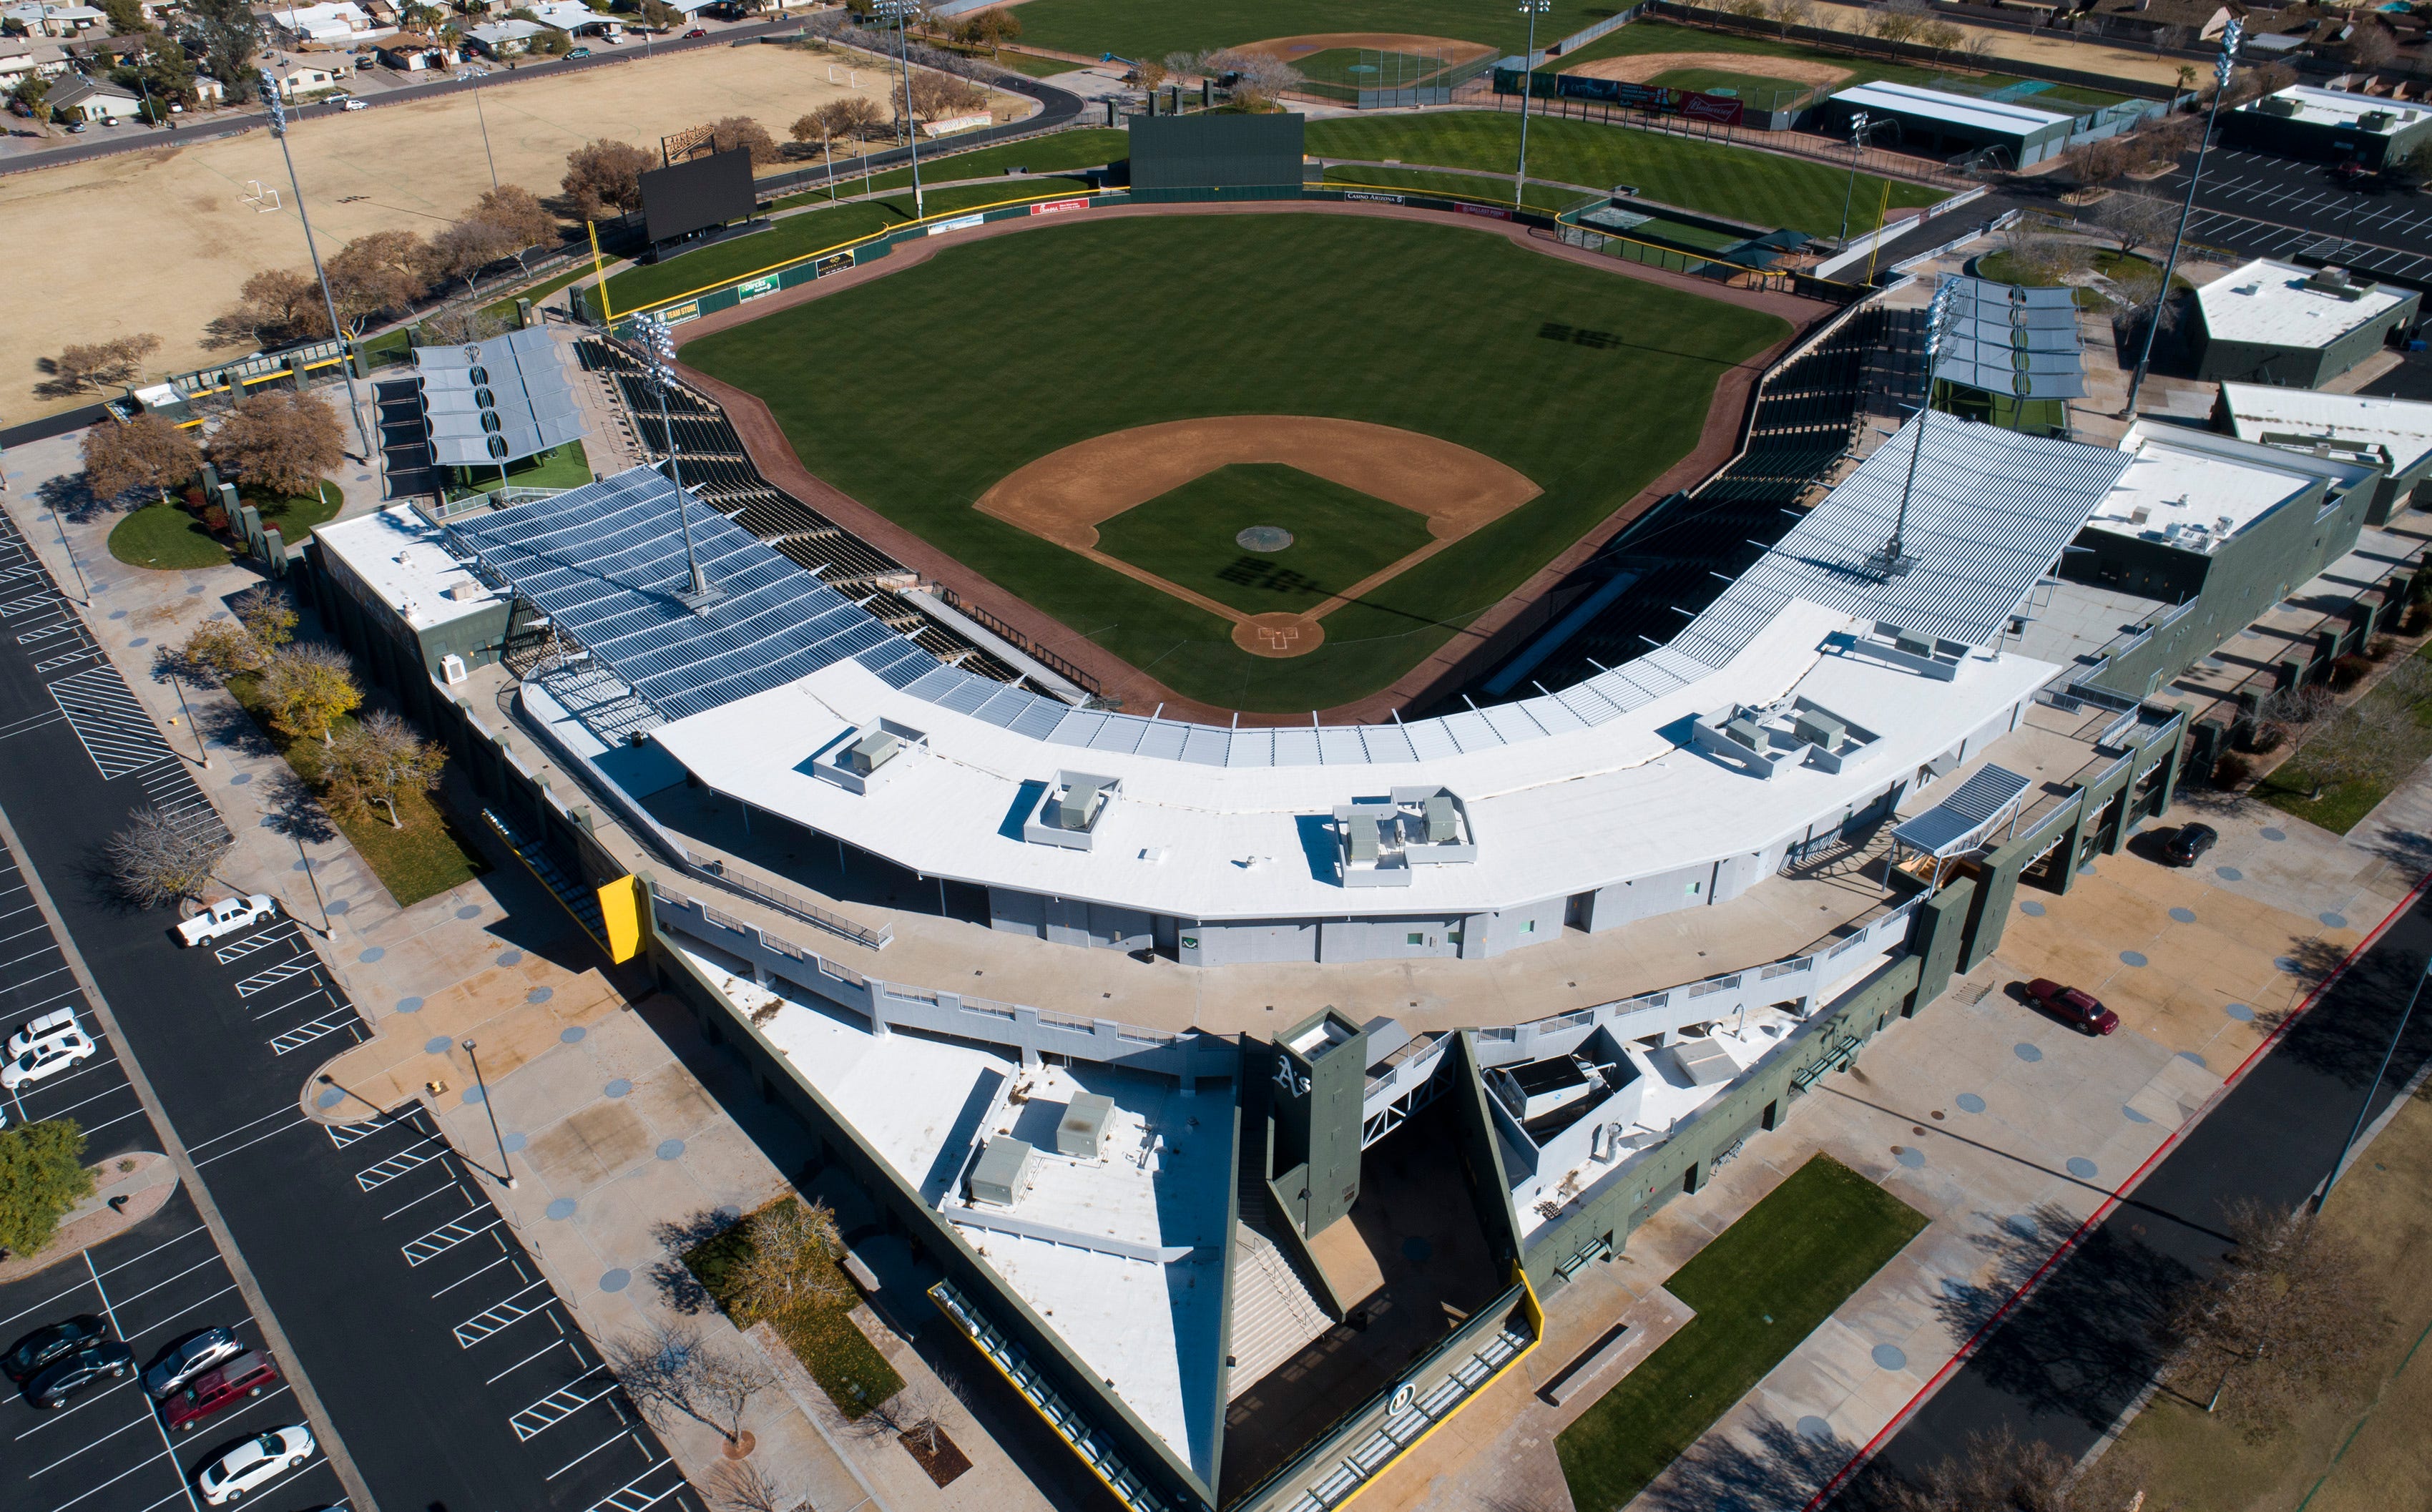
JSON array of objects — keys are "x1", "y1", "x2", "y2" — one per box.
[{"x1": 441, "y1": 653, "x2": 467, "y2": 684}]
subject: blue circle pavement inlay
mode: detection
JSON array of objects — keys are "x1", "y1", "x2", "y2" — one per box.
[
  {"x1": 326, "y1": 898, "x2": 350, "y2": 915},
  {"x1": 501, "y1": 1132, "x2": 527, "y2": 1153},
  {"x1": 423, "y1": 1036, "x2": 451, "y2": 1055},
  {"x1": 496, "y1": 949, "x2": 524, "y2": 967},
  {"x1": 2006, "y1": 1215, "x2": 2039, "y2": 1239},
  {"x1": 358, "y1": 946, "x2": 384, "y2": 963},
  {"x1": 2067, "y1": 1157, "x2": 2100, "y2": 1180},
  {"x1": 1872, "y1": 1344, "x2": 1908, "y2": 1370},
  {"x1": 599, "y1": 1270, "x2": 630, "y2": 1293},
  {"x1": 2169, "y1": 907, "x2": 2197, "y2": 923},
  {"x1": 527, "y1": 986, "x2": 554, "y2": 1005},
  {"x1": 2225, "y1": 1002, "x2": 2255, "y2": 1022},
  {"x1": 2078, "y1": 862, "x2": 2097, "y2": 875},
  {"x1": 107, "y1": 609, "x2": 126, "y2": 620},
  {"x1": 1798, "y1": 1416, "x2": 1835, "y2": 1443},
  {"x1": 2320, "y1": 912, "x2": 2348, "y2": 928},
  {"x1": 462, "y1": 1085, "x2": 484, "y2": 1104},
  {"x1": 2260, "y1": 828, "x2": 2288, "y2": 842},
  {"x1": 2122, "y1": 1104, "x2": 2152, "y2": 1124},
  {"x1": 1955, "y1": 1093, "x2": 1987, "y2": 1114},
  {"x1": 605, "y1": 1079, "x2": 632, "y2": 1099},
  {"x1": 396, "y1": 996, "x2": 423, "y2": 1013},
  {"x1": 456, "y1": 905, "x2": 482, "y2": 920},
  {"x1": 228, "y1": 772, "x2": 251, "y2": 785},
  {"x1": 546, "y1": 1198, "x2": 577, "y2": 1220},
  {"x1": 561, "y1": 1026, "x2": 587, "y2": 1044},
  {"x1": 2180, "y1": 1051, "x2": 2208, "y2": 1067},
  {"x1": 1896, "y1": 1147, "x2": 1926, "y2": 1169},
  {"x1": 2119, "y1": 951, "x2": 2148, "y2": 968},
  {"x1": 2019, "y1": 900, "x2": 2046, "y2": 917},
  {"x1": 2277, "y1": 956, "x2": 2303, "y2": 974},
  {"x1": 2014, "y1": 1043, "x2": 2044, "y2": 1063},
  {"x1": 128, "y1": 637, "x2": 147, "y2": 647},
  {"x1": 315, "y1": 1088, "x2": 344, "y2": 1109},
  {"x1": 656, "y1": 1139, "x2": 685, "y2": 1162},
  {"x1": 2217, "y1": 865, "x2": 2244, "y2": 882}
]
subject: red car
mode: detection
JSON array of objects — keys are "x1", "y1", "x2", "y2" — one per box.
[
  {"x1": 2026, "y1": 978, "x2": 2119, "y2": 1036},
  {"x1": 685, "y1": 26, "x2": 707, "y2": 36},
  {"x1": 163, "y1": 1351, "x2": 280, "y2": 1433},
  {"x1": 2330, "y1": 159, "x2": 2367, "y2": 184}
]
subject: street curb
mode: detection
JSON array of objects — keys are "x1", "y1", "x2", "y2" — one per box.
[
  {"x1": 0, "y1": 802, "x2": 383, "y2": 1512},
  {"x1": 1801, "y1": 863, "x2": 2432, "y2": 1509}
]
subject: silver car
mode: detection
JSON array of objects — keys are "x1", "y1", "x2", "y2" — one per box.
[{"x1": 144, "y1": 1326, "x2": 244, "y2": 1398}]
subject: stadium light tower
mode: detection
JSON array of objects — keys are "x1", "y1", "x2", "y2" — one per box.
[
  {"x1": 633, "y1": 311, "x2": 720, "y2": 610},
  {"x1": 2124, "y1": 16, "x2": 2242, "y2": 418},
  {"x1": 873, "y1": 0, "x2": 927, "y2": 222},
  {"x1": 1838, "y1": 110, "x2": 1870, "y2": 242},
  {"x1": 1865, "y1": 277, "x2": 1961, "y2": 581},
  {"x1": 258, "y1": 69, "x2": 371, "y2": 461},
  {"x1": 1512, "y1": 0, "x2": 1551, "y2": 211}
]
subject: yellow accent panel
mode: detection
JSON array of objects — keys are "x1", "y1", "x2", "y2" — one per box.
[{"x1": 597, "y1": 874, "x2": 646, "y2": 963}]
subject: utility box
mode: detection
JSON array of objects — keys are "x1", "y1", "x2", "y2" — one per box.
[
  {"x1": 1794, "y1": 710, "x2": 1845, "y2": 749},
  {"x1": 970, "y1": 1137, "x2": 1034, "y2": 1207},
  {"x1": 845, "y1": 729, "x2": 899, "y2": 776},
  {"x1": 1058, "y1": 1092, "x2": 1114, "y2": 1158}
]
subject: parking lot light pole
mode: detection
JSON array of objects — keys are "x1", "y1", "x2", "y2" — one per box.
[
  {"x1": 1513, "y1": 0, "x2": 1550, "y2": 211},
  {"x1": 259, "y1": 69, "x2": 373, "y2": 461},
  {"x1": 2125, "y1": 16, "x2": 2242, "y2": 418},
  {"x1": 462, "y1": 1039, "x2": 516, "y2": 1188},
  {"x1": 1838, "y1": 110, "x2": 1869, "y2": 242}
]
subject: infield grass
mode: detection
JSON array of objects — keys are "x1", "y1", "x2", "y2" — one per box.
[
  {"x1": 1557, "y1": 1155, "x2": 1926, "y2": 1511},
  {"x1": 683, "y1": 213, "x2": 1786, "y2": 710},
  {"x1": 1307, "y1": 112, "x2": 1946, "y2": 236},
  {"x1": 1097, "y1": 465, "x2": 1436, "y2": 618},
  {"x1": 1006, "y1": 0, "x2": 1607, "y2": 64}
]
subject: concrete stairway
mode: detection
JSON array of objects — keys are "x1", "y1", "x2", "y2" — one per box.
[{"x1": 1227, "y1": 1180, "x2": 1336, "y2": 1399}]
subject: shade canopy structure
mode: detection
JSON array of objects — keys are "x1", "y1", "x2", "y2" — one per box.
[
  {"x1": 1936, "y1": 278, "x2": 2087, "y2": 401},
  {"x1": 413, "y1": 327, "x2": 586, "y2": 468},
  {"x1": 1890, "y1": 762, "x2": 2031, "y2": 859}
]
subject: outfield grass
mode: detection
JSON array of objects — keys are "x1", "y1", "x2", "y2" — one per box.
[
  {"x1": 1647, "y1": 66, "x2": 1825, "y2": 111},
  {"x1": 596, "y1": 177, "x2": 1094, "y2": 314},
  {"x1": 1308, "y1": 112, "x2": 1946, "y2": 236},
  {"x1": 988, "y1": 49, "x2": 1095, "y2": 78},
  {"x1": 1558, "y1": 1155, "x2": 1926, "y2": 1511},
  {"x1": 1323, "y1": 166, "x2": 1594, "y2": 218},
  {"x1": 1097, "y1": 465, "x2": 1436, "y2": 617},
  {"x1": 1008, "y1": 0, "x2": 1609, "y2": 66},
  {"x1": 684, "y1": 214, "x2": 1785, "y2": 710}
]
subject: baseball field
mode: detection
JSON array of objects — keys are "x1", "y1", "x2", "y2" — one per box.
[
  {"x1": 1006, "y1": 0, "x2": 1611, "y2": 69},
  {"x1": 680, "y1": 212, "x2": 1788, "y2": 712}
]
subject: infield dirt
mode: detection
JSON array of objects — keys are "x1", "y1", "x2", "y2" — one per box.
[
  {"x1": 1561, "y1": 51, "x2": 1854, "y2": 88},
  {"x1": 1238, "y1": 32, "x2": 1496, "y2": 64}
]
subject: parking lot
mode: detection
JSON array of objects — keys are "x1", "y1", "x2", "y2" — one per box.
[
  {"x1": 0, "y1": 1189, "x2": 345, "y2": 1512},
  {"x1": 0, "y1": 842, "x2": 145, "y2": 1159},
  {"x1": 2148, "y1": 148, "x2": 2432, "y2": 288}
]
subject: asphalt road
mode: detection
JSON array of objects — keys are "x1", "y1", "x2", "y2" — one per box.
[
  {"x1": 0, "y1": 506, "x2": 703, "y2": 1512},
  {"x1": 2139, "y1": 147, "x2": 2432, "y2": 291},
  {"x1": 1837, "y1": 868, "x2": 2432, "y2": 1500}
]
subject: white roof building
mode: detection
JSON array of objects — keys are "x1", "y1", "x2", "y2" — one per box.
[
  {"x1": 2239, "y1": 83, "x2": 2430, "y2": 135},
  {"x1": 464, "y1": 19, "x2": 543, "y2": 51},
  {"x1": 2195, "y1": 259, "x2": 2409, "y2": 349},
  {"x1": 2085, "y1": 421, "x2": 2353, "y2": 556},
  {"x1": 523, "y1": 0, "x2": 612, "y2": 31},
  {"x1": 2217, "y1": 383, "x2": 2432, "y2": 479},
  {"x1": 315, "y1": 505, "x2": 502, "y2": 634},
  {"x1": 3, "y1": 2, "x2": 104, "y2": 36}
]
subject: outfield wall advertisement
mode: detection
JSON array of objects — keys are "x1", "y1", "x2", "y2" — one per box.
[{"x1": 1491, "y1": 68, "x2": 1748, "y2": 127}]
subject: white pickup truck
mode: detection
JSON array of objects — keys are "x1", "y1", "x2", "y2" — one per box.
[{"x1": 177, "y1": 894, "x2": 280, "y2": 947}]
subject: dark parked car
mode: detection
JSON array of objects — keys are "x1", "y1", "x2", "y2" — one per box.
[
  {"x1": 144, "y1": 1327, "x2": 245, "y2": 1398},
  {"x1": 2162, "y1": 822, "x2": 2218, "y2": 867},
  {"x1": 26, "y1": 1340, "x2": 134, "y2": 1409},
  {"x1": 2330, "y1": 159, "x2": 2368, "y2": 184},
  {"x1": 164, "y1": 1351, "x2": 280, "y2": 1433},
  {"x1": 5, "y1": 1316, "x2": 109, "y2": 1382},
  {"x1": 2027, "y1": 978, "x2": 2119, "y2": 1036}
]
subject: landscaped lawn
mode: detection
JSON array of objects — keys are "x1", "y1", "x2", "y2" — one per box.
[
  {"x1": 984, "y1": 48, "x2": 1094, "y2": 78},
  {"x1": 1306, "y1": 112, "x2": 1947, "y2": 237},
  {"x1": 225, "y1": 672, "x2": 489, "y2": 906},
  {"x1": 1974, "y1": 247, "x2": 2190, "y2": 308},
  {"x1": 1556, "y1": 1154, "x2": 1927, "y2": 1511},
  {"x1": 107, "y1": 480, "x2": 343, "y2": 571},
  {"x1": 1097, "y1": 464, "x2": 1437, "y2": 616},
  {"x1": 2255, "y1": 641, "x2": 2432, "y2": 835},
  {"x1": 684, "y1": 1197, "x2": 903, "y2": 1419},
  {"x1": 1006, "y1": 0, "x2": 1612, "y2": 66},
  {"x1": 683, "y1": 213, "x2": 1786, "y2": 710},
  {"x1": 448, "y1": 439, "x2": 593, "y2": 500},
  {"x1": 594, "y1": 177, "x2": 1094, "y2": 315}
]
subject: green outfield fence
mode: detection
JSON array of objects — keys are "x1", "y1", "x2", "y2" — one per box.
[{"x1": 580, "y1": 178, "x2": 1863, "y2": 335}]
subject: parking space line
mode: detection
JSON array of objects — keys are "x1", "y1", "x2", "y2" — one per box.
[
  {"x1": 585, "y1": 1457, "x2": 687, "y2": 1512},
  {"x1": 484, "y1": 1335, "x2": 579, "y2": 1387},
  {"x1": 102, "y1": 1253, "x2": 230, "y2": 1314},
  {"x1": 354, "y1": 1134, "x2": 446, "y2": 1190},
  {"x1": 509, "y1": 1366, "x2": 617, "y2": 1440},
  {"x1": 270, "y1": 1009, "x2": 362, "y2": 1055},
  {"x1": 544, "y1": 1427, "x2": 633, "y2": 1482},
  {"x1": 10, "y1": 1378, "x2": 133, "y2": 1440},
  {"x1": 378, "y1": 1174, "x2": 469, "y2": 1222},
  {"x1": 34, "y1": 1443, "x2": 178, "y2": 1512},
  {"x1": 94, "y1": 1225, "x2": 211, "y2": 1280},
  {"x1": 454, "y1": 1279, "x2": 551, "y2": 1347},
  {"x1": 0, "y1": 1275, "x2": 95, "y2": 1332},
  {"x1": 252, "y1": 984, "x2": 333, "y2": 1021},
  {"x1": 430, "y1": 1252, "x2": 515, "y2": 1299},
  {"x1": 187, "y1": 1107, "x2": 304, "y2": 1153},
  {"x1": 192, "y1": 1115, "x2": 312, "y2": 1169},
  {"x1": 402, "y1": 1212, "x2": 501, "y2": 1267},
  {"x1": 83, "y1": 1250, "x2": 210, "y2": 1512},
  {"x1": 26, "y1": 1408, "x2": 154, "y2": 1478},
  {"x1": 127, "y1": 1281, "x2": 243, "y2": 1342}
]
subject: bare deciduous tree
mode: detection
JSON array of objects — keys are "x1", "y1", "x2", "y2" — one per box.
[
  {"x1": 562, "y1": 138, "x2": 654, "y2": 220},
  {"x1": 1869, "y1": 0, "x2": 1933, "y2": 44},
  {"x1": 1204, "y1": 46, "x2": 1302, "y2": 107},
  {"x1": 208, "y1": 390, "x2": 345, "y2": 499},
  {"x1": 2259, "y1": 681, "x2": 2336, "y2": 727},
  {"x1": 708, "y1": 114, "x2": 782, "y2": 165},
  {"x1": 605, "y1": 1321, "x2": 769, "y2": 1447},
  {"x1": 692, "y1": 1347, "x2": 775, "y2": 1445},
  {"x1": 2163, "y1": 1201, "x2": 2380, "y2": 1440},
  {"x1": 848, "y1": 1379, "x2": 945, "y2": 1450},
  {"x1": 206, "y1": 267, "x2": 330, "y2": 348},
  {"x1": 425, "y1": 217, "x2": 523, "y2": 301},
  {"x1": 323, "y1": 710, "x2": 448, "y2": 827},
  {"x1": 81, "y1": 411, "x2": 200, "y2": 506},
  {"x1": 903, "y1": 69, "x2": 986, "y2": 123},
  {"x1": 1766, "y1": 0, "x2": 1813, "y2": 34},
  {"x1": 39, "y1": 333, "x2": 162, "y2": 396},
  {"x1": 729, "y1": 1197, "x2": 855, "y2": 1321},
  {"x1": 468, "y1": 183, "x2": 559, "y2": 272},
  {"x1": 1887, "y1": 1426, "x2": 2072, "y2": 1512},
  {"x1": 2001, "y1": 215, "x2": 2090, "y2": 284},
  {"x1": 2092, "y1": 191, "x2": 2179, "y2": 255},
  {"x1": 708, "y1": 1460, "x2": 791, "y2": 1512},
  {"x1": 418, "y1": 305, "x2": 512, "y2": 345},
  {"x1": 235, "y1": 585, "x2": 298, "y2": 651},
  {"x1": 106, "y1": 806, "x2": 232, "y2": 907},
  {"x1": 325, "y1": 229, "x2": 431, "y2": 337}
]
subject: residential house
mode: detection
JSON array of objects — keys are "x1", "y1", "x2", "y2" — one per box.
[
  {"x1": 373, "y1": 31, "x2": 455, "y2": 67},
  {"x1": 0, "y1": 35, "x2": 69, "y2": 87},
  {"x1": 255, "y1": 50, "x2": 351, "y2": 94},
  {"x1": 524, "y1": 0, "x2": 612, "y2": 34},
  {"x1": 3, "y1": 2, "x2": 107, "y2": 36},
  {"x1": 45, "y1": 71, "x2": 143, "y2": 118},
  {"x1": 461, "y1": 17, "x2": 539, "y2": 54},
  {"x1": 260, "y1": 0, "x2": 392, "y2": 47}
]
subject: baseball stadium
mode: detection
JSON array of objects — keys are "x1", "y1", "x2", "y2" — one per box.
[{"x1": 289, "y1": 113, "x2": 2300, "y2": 1512}]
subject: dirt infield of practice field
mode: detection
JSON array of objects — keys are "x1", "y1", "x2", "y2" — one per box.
[
  {"x1": 1560, "y1": 50, "x2": 1855, "y2": 88},
  {"x1": 671, "y1": 200, "x2": 1813, "y2": 723},
  {"x1": 1238, "y1": 32, "x2": 1497, "y2": 65},
  {"x1": 0, "y1": 46, "x2": 1025, "y2": 423},
  {"x1": 976, "y1": 416, "x2": 1540, "y2": 657}
]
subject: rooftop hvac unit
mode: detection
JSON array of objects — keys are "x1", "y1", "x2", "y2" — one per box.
[
  {"x1": 2257, "y1": 95, "x2": 2300, "y2": 117},
  {"x1": 1794, "y1": 710, "x2": 1845, "y2": 749},
  {"x1": 2129, "y1": 504, "x2": 2151, "y2": 524},
  {"x1": 1424, "y1": 793, "x2": 1456, "y2": 844},
  {"x1": 1057, "y1": 1092, "x2": 1114, "y2": 1158},
  {"x1": 1059, "y1": 780, "x2": 1099, "y2": 831},
  {"x1": 1499, "y1": 1056, "x2": 1594, "y2": 1122},
  {"x1": 441, "y1": 653, "x2": 468, "y2": 685},
  {"x1": 845, "y1": 728, "x2": 899, "y2": 776},
  {"x1": 970, "y1": 1137, "x2": 1035, "y2": 1207},
  {"x1": 1347, "y1": 811, "x2": 1381, "y2": 863},
  {"x1": 1725, "y1": 715, "x2": 1765, "y2": 750},
  {"x1": 1893, "y1": 629, "x2": 1933, "y2": 658}
]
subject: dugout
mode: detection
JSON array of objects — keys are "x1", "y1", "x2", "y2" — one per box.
[
  {"x1": 1125, "y1": 113, "x2": 1305, "y2": 201},
  {"x1": 2222, "y1": 84, "x2": 2432, "y2": 170}
]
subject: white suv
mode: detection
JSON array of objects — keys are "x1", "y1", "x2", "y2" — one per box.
[
  {"x1": 3, "y1": 1008, "x2": 95, "y2": 1091},
  {"x1": 177, "y1": 895, "x2": 279, "y2": 947},
  {"x1": 198, "y1": 1424, "x2": 315, "y2": 1504}
]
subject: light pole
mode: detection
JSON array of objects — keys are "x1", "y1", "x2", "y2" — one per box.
[
  {"x1": 633, "y1": 312, "x2": 717, "y2": 608},
  {"x1": 170, "y1": 669, "x2": 207, "y2": 768},
  {"x1": 1513, "y1": 0, "x2": 1550, "y2": 212},
  {"x1": 457, "y1": 67, "x2": 499, "y2": 190},
  {"x1": 461, "y1": 1039, "x2": 516, "y2": 1188},
  {"x1": 47, "y1": 503, "x2": 89, "y2": 604},
  {"x1": 1838, "y1": 109, "x2": 1870, "y2": 242},
  {"x1": 2124, "y1": 16, "x2": 2242, "y2": 418},
  {"x1": 1868, "y1": 278, "x2": 1960, "y2": 581},
  {"x1": 294, "y1": 834, "x2": 330, "y2": 936},
  {"x1": 873, "y1": 0, "x2": 926, "y2": 222},
  {"x1": 258, "y1": 69, "x2": 373, "y2": 461},
  {"x1": 2313, "y1": 956, "x2": 2428, "y2": 1214}
]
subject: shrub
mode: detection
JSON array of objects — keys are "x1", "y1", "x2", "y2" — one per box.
[
  {"x1": 2210, "y1": 752, "x2": 2251, "y2": 789},
  {"x1": 2330, "y1": 654, "x2": 2373, "y2": 691},
  {"x1": 2406, "y1": 604, "x2": 2430, "y2": 635}
]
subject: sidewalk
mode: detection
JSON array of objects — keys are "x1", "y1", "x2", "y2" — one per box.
[{"x1": 0, "y1": 431, "x2": 1053, "y2": 1512}]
